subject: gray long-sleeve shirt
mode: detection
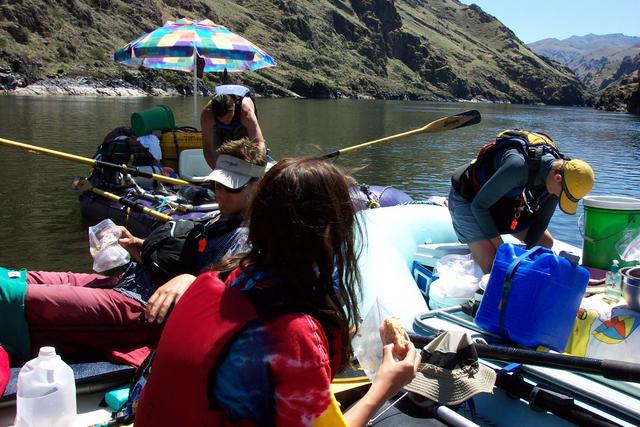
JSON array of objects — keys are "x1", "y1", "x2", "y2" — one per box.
[{"x1": 471, "y1": 148, "x2": 558, "y2": 247}]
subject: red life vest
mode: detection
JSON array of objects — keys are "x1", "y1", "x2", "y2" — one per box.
[{"x1": 134, "y1": 271, "x2": 258, "y2": 427}]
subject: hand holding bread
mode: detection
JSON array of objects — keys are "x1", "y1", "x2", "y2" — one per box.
[{"x1": 382, "y1": 316, "x2": 410, "y2": 359}]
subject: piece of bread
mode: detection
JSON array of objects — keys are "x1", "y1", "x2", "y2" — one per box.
[{"x1": 382, "y1": 316, "x2": 409, "y2": 359}]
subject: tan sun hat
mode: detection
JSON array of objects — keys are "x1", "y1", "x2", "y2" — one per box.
[{"x1": 404, "y1": 331, "x2": 496, "y2": 405}]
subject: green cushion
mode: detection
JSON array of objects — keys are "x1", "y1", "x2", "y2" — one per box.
[{"x1": 0, "y1": 268, "x2": 30, "y2": 358}]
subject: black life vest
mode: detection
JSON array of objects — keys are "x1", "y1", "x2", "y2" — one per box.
[
  {"x1": 451, "y1": 130, "x2": 564, "y2": 233},
  {"x1": 212, "y1": 85, "x2": 257, "y2": 143},
  {"x1": 139, "y1": 219, "x2": 205, "y2": 287}
]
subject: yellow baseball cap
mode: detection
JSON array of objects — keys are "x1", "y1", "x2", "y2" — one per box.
[{"x1": 559, "y1": 159, "x2": 595, "y2": 215}]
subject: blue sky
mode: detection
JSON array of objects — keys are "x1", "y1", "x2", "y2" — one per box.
[{"x1": 459, "y1": 0, "x2": 640, "y2": 44}]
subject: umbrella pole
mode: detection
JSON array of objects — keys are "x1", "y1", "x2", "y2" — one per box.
[{"x1": 193, "y1": 49, "x2": 198, "y2": 129}]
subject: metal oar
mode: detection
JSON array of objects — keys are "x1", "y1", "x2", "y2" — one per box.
[
  {"x1": 0, "y1": 136, "x2": 194, "y2": 186},
  {"x1": 72, "y1": 178, "x2": 173, "y2": 222},
  {"x1": 121, "y1": 174, "x2": 219, "y2": 213},
  {"x1": 408, "y1": 332, "x2": 640, "y2": 383},
  {"x1": 321, "y1": 110, "x2": 481, "y2": 159}
]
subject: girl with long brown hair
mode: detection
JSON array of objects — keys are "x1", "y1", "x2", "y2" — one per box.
[{"x1": 136, "y1": 157, "x2": 420, "y2": 427}]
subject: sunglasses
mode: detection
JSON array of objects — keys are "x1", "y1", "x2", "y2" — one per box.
[{"x1": 213, "y1": 180, "x2": 252, "y2": 194}]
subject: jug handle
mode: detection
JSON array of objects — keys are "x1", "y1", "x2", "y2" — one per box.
[{"x1": 499, "y1": 246, "x2": 550, "y2": 329}]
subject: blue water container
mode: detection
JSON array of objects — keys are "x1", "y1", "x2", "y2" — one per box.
[{"x1": 475, "y1": 244, "x2": 589, "y2": 351}]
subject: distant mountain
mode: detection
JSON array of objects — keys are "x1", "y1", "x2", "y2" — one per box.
[
  {"x1": 529, "y1": 34, "x2": 640, "y2": 66},
  {"x1": 0, "y1": 0, "x2": 587, "y2": 105},
  {"x1": 529, "y1": 34, "x2": 640, "y2": 89},
  {"x1": 529, "y1": 34, "x2": 640, "y2": 112}
]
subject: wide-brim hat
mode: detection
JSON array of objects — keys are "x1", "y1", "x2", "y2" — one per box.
[
  {"x1": 559, "y1": 159, "x2": 595, "y2": 215},
  {"x1": 404, "y1": 331, "x2": 496, "y2": 405},
  {"x1": 204, "y1": 154, "x2": 266, "y2": 189}
]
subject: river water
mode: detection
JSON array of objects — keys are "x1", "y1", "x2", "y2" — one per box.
[{"x1": 0, "y1": 96, "x2": 639, "y2": 272}]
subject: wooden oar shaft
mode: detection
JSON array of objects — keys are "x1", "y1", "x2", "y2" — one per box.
[
  {"x1": 337, "y1": 127, "x2": 424, "y2": 156},
  {"x1": 89, "y1": 186, "x2": 173, "y2": 222},
  {"x1": 322, "y1": 110, "x2": 481, "y2": 159},
  {"x1": 0, "y1": 137, "x2": 192, "y2": 186}
]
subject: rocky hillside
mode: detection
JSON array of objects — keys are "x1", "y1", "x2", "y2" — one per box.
[
  {"x1": 594, "y1": 61, "x2": 640, "y2": 113},
  {"x1": 529, "y1": 34, "x2": 640, "y2": 112},
  {"x1": 0, "y1": 0, "x2": 588, "y2": 105},
  {"x1": 528, "y1": 34, "x2": 640, "y2": 66}
]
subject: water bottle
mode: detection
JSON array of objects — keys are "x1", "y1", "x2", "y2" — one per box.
[
  {"x1": 14, "y1": 347, "x2": 76, "y2": 427},
  {"x1": 603, "y1": 259, "x2": 622, "y2": 304}
]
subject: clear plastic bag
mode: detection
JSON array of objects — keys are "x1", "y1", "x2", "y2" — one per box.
[
  {"x1": 432, "y1": 253, "x2": 484, "y2": 298},
  {"x1": 616, "y1": 227, "x2": 640, "y2": 262},
  {"x1": 88, "y1": 219, "x2": 130, "y2": 273},
  {"x1": 351, "y1": 298, "x2": 392, "y2": 381}
]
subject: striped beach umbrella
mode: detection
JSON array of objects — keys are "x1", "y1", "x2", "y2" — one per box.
[{"x1": 114, "y1": 18, "x2": 276, "y2": 124}]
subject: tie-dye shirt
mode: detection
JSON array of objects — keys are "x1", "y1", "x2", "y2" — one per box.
[{"x1": 210, "y1": 270, "x2": 348, "y2": 426}]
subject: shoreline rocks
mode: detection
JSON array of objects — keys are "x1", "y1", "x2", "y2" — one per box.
[{"x1": 5, "y1": 76, "x2": 179, "y2": 97}]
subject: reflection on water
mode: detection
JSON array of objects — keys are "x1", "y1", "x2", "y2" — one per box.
[{"x1": 0, "y1": 96, "x2": 639, "y2": 271}]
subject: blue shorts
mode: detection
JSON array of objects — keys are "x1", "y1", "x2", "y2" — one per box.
[{"x1": 447, "y1": 186, "x2": 490, "y2": 244}]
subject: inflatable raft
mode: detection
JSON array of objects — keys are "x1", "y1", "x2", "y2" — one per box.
[
  {"x1": 356, "y1": 204, "x2": 640, "y2": 426},
  {"x1": 3, "y1": 204, "x2": 640, "y2": 426}
]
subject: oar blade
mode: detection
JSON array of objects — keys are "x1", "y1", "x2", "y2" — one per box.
[{"x1": 423, "y1": 110, "x2": 481, "y2": 133}]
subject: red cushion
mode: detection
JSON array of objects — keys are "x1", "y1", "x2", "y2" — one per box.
[{"x1": 0, "y1": 346, "x2": 9, "y2": 396}]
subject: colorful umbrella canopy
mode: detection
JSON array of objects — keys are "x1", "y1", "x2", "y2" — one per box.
[
  {"x1": 114, "y1": 18, "x2": 276, "y2": 73},
  {"x1": 114, "y1": 18, "x2": 276, "y2": 126}
]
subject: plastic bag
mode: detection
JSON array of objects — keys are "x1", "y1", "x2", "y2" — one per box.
[
  {"x1": 351, "y1": 298, "x2": 393, "y2": 381},
  {"x1": 616, "y1": 227, "x2": 640, "y2": 262},
  {"x1": 88, "y1": 219, "x2": 130, "y2": 273},
  {"x1": 432, "y1": 253, "x2": 483, "y2": 298}
]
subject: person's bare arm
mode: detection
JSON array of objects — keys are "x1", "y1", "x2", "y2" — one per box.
[
  {"x1": 240, "y1": 98, "x2": 266, "y2": 156},
  {"x1": 145, "y1": 274, "x2": 197, "y2": 323},
  {"x1": 201, "y1": 101, "x2": 217, "y2": 169},
  {"x1": 343, "y1": 344, "x2": 420, "y2": 426}
]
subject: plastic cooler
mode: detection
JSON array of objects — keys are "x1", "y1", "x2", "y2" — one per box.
[
  {"x1": 411, "y1": 261, "x2": 437, "y2": 299},
  {"x1": 413, "y1": 242, "x2": 470, "y2": 268},
  {"x1": 475, "y1": 243, "x2": 589, "y2": 351},
  {"x1": 582, "y1": 195, "x2": 640, "y2": 270},
  {"x1": 160, "y1": 130, "x2": 203, "y2": 170}
]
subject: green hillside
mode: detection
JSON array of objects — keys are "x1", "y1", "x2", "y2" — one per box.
[{"x1": 0, "y1": 0, "x2": 588, "y2": 105}]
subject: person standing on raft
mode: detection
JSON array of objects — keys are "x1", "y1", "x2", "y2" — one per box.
[
  {"x1": 200, "y1": 84, "x2": 266, "y2": 169},
  {"x1": 449, "y1": 129, "x2": 595, "y2": 273}
]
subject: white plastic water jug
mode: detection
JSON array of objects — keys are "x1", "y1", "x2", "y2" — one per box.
[{"x1": 14, "y1": 347, "x2": 76, "y2": 427}]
